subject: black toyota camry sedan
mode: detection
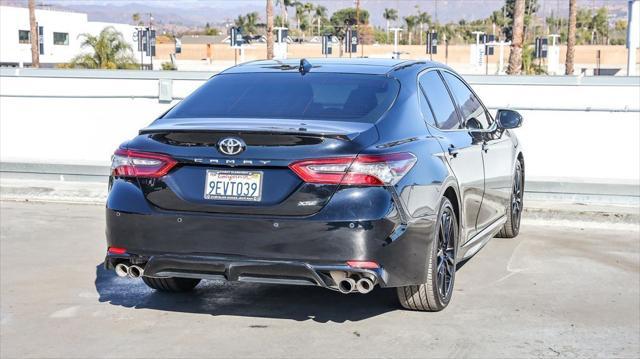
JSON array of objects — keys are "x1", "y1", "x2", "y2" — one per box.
[{"x1": 105, "y1": 58, "x2": 524, "y2": 311}]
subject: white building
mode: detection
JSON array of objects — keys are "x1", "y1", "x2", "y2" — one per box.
[{"x1": 0, "y1": 5, "x2": 150, "y2": 67}]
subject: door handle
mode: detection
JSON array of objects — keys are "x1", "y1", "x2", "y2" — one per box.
[{"x1": 448, "y1": 144, "x2": 458, "y2": 158}]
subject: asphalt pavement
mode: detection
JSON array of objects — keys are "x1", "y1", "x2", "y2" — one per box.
[{"x1": 0, "y1": 200, "x2": 638, "y2": 358}]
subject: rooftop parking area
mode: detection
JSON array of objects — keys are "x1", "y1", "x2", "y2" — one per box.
[{"x1": 1, "y1": 200, "x2": 638, "y2": 358}]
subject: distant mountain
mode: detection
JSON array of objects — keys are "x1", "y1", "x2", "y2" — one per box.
[{"x1": 1, "y1": 0, "x2": 628, "y2": 32}]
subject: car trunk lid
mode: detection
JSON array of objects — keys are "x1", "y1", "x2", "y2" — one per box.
[{"x1": 127, "y1": 118, "x2": 379, "y2": 216}]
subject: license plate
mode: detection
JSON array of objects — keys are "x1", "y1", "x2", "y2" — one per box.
[{"x1": 204, "y1": 170, "x2": 263, "y2": 201}]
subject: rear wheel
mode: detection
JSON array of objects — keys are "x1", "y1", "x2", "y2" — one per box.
[
  {"x1": 397, "y1": 197, "x2": 458, "y2": 311},
  {"x1": 142, "y1": 276, "x2": 201, "y2": 292},
  {"x1": 496, "y1": 160, "x2": 524, "y2": 238}
]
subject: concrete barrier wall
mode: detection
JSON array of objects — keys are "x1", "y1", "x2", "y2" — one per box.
[{"x1": 1, "y1": 68, "x2": 639, "y2": 184}]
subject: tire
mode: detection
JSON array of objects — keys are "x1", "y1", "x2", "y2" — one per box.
[
  {"x1": 397, "y1": 197, "x2": 458, "y2": 312},
  {"x1": 496, "y1": 159, "x2": 524, "y2": 238},
  {"x1": 142, "y1": 276, "x2": 201, "y2": 292}
]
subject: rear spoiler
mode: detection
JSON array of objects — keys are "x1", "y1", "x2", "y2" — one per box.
[{"x1": 140, "y1": 118, "x2": 374, "y2": 141}]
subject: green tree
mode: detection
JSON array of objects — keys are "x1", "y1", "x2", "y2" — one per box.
[
  {"x1": 313, "y1": 5, "x2": 327, "y2": 36},
  {"x1": 522, "y1": 43, "x2": 546, "y2": 74},
  {"x1": 294, "y1": 2, "x2": 304, "y2": 30},
  {"x1": 404, "y1": 15, "x2": 417, "y2": 45},
  {"x1": 383, "y1": 8, "x2": 398, "y2": 44},
  {"x1": 68, "y1": 27, "x2": 137, "y2": 69},
  {"x1": 235, "y1": 12, "x2": 261, "y2": 35},
  {"x1": 500, "y1": 0, "x2": 538, "y2": 41},
  {"x1": 545, "y1": 12, "x2": 567, "y2": 39},
  {"x1": 573, "y1": 7, "x2": 609, "y2": 45},
  {"x1": 612, "y1": 19, "x2": 627, "y2": 45},
  {"x1": 591, "y1": 7, "x2": 608, "y2": 44},
  {"x1": 417, "y1": 11, "x2": 432, "y2": 45},
  {"x1": 275, "y1": 0, "x2": 294, "y2": 27},
  {"x1": 615, "y1": 19, "x2": 627, "y2": 32},
  {"x1": 329, "y1": 8, "x2": 370, "y2": 56},
  {"x1": 132, "y1": 13, "x2": 142, "y2": 26},
  {"x1": 204, "y1": 22, "x2": 220, "y2": 36}
]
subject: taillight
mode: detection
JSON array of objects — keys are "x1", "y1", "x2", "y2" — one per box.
[
  {"x1": 289, "y1": 152, "x2": 416, "y2": 186},
  {"x1": 111, "y1": 149, "x2": 177, "y2": 178},
  {"x1": 347, "y1": 260, "x2": 380, "y2": 269},
  {"x1": 108, "y1": 246, "x2": 127, "y2": 255}
]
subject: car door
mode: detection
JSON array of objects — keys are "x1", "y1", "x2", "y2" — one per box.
[
  {"x1": 440, "y1": 71, "x2": 513, "y2": 231},
  {"x1": 418, "y1": 70, "x2": 485, "y2": 243}
]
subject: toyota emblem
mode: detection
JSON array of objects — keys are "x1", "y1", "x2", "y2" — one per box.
[{"x1": 217, "y1": 137, "x2": 246, "y2": 156}]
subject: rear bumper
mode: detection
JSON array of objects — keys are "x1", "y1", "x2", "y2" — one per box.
[
  {"x1": 105, "y1": 253, "x2": 386, "y2": 290},
  {"x1": 105, "y1": 180, "x2": 437, "y2": 287}
]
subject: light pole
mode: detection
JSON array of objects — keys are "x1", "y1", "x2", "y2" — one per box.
[
  {"x1": 627, "y1": 0, "x2": 639, "y2": 76},
  {"x1": 390, "y1": 28, "x2": 402, "y2": 59},
  {"x1": 148, "y1": 13, "x2": 154, "y2": 70}
]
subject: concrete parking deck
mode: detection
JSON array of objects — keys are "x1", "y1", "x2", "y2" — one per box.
[{"x1": 0, "y1": 201, "x2": 638, "y2": 358}]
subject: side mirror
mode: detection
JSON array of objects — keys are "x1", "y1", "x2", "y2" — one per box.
[{"x1": 496, "y1": 109, "x2": 523, "y2": 129}]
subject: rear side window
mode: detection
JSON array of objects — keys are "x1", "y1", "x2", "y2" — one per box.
[
  {"x1": 419, "y1": 71, "x2": 460, "y2": 130},
  {"x1": 165, "y1": 72, "x2": 400, "y2": 123},
  {"x1": 442, "y1": 72, "x2": 491, "y2": 129}
]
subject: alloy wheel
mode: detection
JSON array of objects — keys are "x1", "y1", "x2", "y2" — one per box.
[
  {"x1": 511, "y1": 164, "x2": 523, "y2": 230},
  {"x1": 436, "y1": 207, "x2": 456, "y2": 301}
]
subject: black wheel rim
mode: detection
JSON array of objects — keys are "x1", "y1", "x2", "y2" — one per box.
[
  {"x1": 511, "y1": 165, "x2": 523, "y2": 230},
  {"x1": 436, "y1": 207, "x2": 455, "y2": 301}
]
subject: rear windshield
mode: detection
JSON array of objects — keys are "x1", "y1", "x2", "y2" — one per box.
[{"x1": 164, "y1": 72, "x2": 400, "y2": 123}]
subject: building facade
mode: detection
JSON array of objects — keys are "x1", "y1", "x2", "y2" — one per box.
[{"x1": 0, "y1": 6, "x2": 150, "y2": 67}]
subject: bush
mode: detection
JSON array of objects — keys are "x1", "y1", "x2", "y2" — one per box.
[{"x1": 161, "y1": 62, "x2": 177, "y2": 71}]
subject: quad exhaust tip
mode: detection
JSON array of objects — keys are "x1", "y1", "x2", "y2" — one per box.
[
  {"x1": 356, "y1": 277, "x2": 374, "y2": 294},
  {"x1": 128, "y1": 265, "x2": 144, "y2": 278},
  {"x1": 114, "y1": 263, "x2": 144, "y2": 278},
  {"x1": 115, "y1": 263, "x2": 129, "y2": 277},
  {"x1": 337, "y1": 278, "x2": 356, "y2": 294},
  {"x1": 336, "y1": 275, "x2": 376, "y2": 294}
]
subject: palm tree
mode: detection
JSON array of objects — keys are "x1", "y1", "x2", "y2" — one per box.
[
  {"x1": 266, "y1": 0, "x2": 274, "y2": 59},
  {"x1": 507, "y1": 0, "x2": 525, "y2": 74},
  {"x1": 276, "y1": 0, "x2": 293, "y2": 27},
  {"x1": 404, "y1": 15, "x2": 417, "y2": 45},
  {"x1": 294, "y1": 2, "x2": 304, "y2": 30},
  {"x1": 132, "y1": 13, "x2": 142, "y2": 26},
  {"x1": 235, "y1": 12, "x2": 260, "y2": 35},
  {"x1": 565, "y1": 0, "x2": 577, "y2": 75},
  {"x1": 417, "y1": 11, "x2": 432, "y2": 46},
  {"x1": 245, "y1": 12, "x2": 260, "y2": 35},
  {"x1": 383, "y1": 8, "x2": 398, "y2": 44},
  {"x1": 314, "y1": 5, "x2": 327, "y2": 36},
  {"x1": 301, "y1": 2, "x2": 314, "y2": 36},
  {"x1": 68, "y1": 27, "x2": 137, "y2": 69},
  {"x1": 235, "y1": 15, "x2": 247, "y2": 31},
  {"x1": 28, "y1": 0, "x2": 39, "y2": 68}
]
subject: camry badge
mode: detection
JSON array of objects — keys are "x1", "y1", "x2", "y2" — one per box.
[{"x1": 217, "y1": 137, "x2": 246, "y2": 156}]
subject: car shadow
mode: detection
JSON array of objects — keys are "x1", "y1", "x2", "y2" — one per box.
[{"x1": 94, "y1": 263, "x2": 400, "y2": 323}]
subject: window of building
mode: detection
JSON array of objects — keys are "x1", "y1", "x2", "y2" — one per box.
[
  {"x1": 18, "y1": 30, "x2": 30, "y2": 44},
  {"x1": 53, "y1": 32, "x2": 69, "y2": 45}
]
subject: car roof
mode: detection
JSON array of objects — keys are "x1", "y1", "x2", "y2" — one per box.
[{"x1": 221, "y1": 58, "x2": 443, "y2": 75}]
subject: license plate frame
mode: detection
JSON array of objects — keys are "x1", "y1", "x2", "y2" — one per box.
[{"x1": 203, "y1": 170, "x2": 263, "y2": 202}]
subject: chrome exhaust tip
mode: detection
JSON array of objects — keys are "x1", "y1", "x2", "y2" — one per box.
[
  {"x1": 356, "y1": 277, "x2": 374, "y2": 294},
  {"x1": 128, "y1": 265, "x2": 144, "y2": 279},
  {"x1": 337, "y1": 278, "x2": 356, "y2": 294},
  {"x1": 115, "y1": 263, "x2": 129, "y2": 277}
]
